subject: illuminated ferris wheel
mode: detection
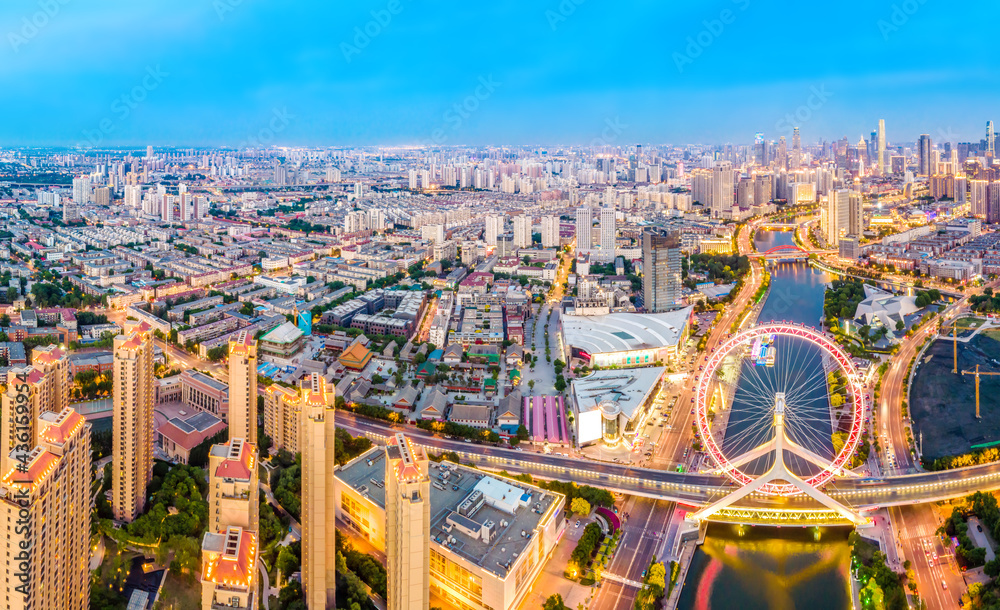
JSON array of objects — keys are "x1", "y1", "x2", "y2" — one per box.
[{"x1": 694, "y1": 323, "x2": 865, "y2": 498}]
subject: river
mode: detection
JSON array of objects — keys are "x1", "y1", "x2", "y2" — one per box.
[{"x1": 677, "y1": 230, "x2": 851, "y2": 610}]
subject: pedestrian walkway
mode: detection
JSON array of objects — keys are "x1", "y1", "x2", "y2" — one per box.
[
  {"x1": 601, "y1": 572, "x2": 643, "y2": 589},
  {"x1": 664, "y1": 540, "x2": 697, "y2": 610}
]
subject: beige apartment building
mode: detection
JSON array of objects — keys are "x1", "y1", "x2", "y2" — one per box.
[
  {"x1": 300, "y1": 372, "x2": 337, "y2": 609},
  {"x1": 113, "y1": 324, "x2": 155, "y2": 522},
  {"x1": 336, "y1": 448, "x2": 566, "y2": 610},
  {"x1": 227, "y1": 330, "x2": 257, "y2": 442},
  {"x1": 207, "y1": 437, "x2": 259, "y2": 534},
  {"x1": 200, "y1": 526, "x2": 258, "y2": 609},
  {"x1": 263, "y1": 384, "x2": 300, "y2": 452},
  {"x1": 385, "y1": 434, "x2": 431, "y2": 610},
  {"x1": 201, "y1": 335, "x2": 262, "y2": 609},
  {"x1": 30, "y1": 344, "x2": 71, "y2": 412},
  {"x1": 0, "y1": 348, "x2": 72, "y2": 476},
  {"x1": 0, "y1": 407, "x2": 91, "y2": 610}
]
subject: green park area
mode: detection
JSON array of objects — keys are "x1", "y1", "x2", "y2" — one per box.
[{"x1": 911, "y1": 329, "x2": 1000, "y2": 468}]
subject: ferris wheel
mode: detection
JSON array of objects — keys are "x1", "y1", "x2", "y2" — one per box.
[{"x1": 694, "y1": 323, "x2": 865, "y2": 497}]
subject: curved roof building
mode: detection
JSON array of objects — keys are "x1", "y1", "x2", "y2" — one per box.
[{"x1": 559, "y1": 306, "x2": 693, "y2": 368}]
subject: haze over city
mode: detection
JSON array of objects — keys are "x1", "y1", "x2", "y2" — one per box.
[{"x1": 4, "y1": 2, "x2": 1000, "y2": 610}]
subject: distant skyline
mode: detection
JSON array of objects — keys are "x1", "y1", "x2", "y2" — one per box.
[{"x1": 1, "y1": 0, "x2": 996, "y2": 147}]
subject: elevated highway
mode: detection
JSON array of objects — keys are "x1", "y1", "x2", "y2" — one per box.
[{"x1": 337, "y1": 412, "x2": 1000, "y2": 525}]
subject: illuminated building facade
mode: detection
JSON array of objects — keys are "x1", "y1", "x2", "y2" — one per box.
[
  {"x1": 113, "y1": 324, "x2": 155, "y2": 522},
  {"x1": 301, "y1": 372, "x2": 337, "y2": 609},
  {"x1": 0, "y1": 407, "x2": 91, "y2": 610},
  {"x1": 385, "y1": 434, "x2": 431, "y2": 610}
]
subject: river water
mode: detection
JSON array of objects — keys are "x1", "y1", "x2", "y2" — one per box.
[{"x1": 677, "y1": 230, "x2": 851, "y2": 610}]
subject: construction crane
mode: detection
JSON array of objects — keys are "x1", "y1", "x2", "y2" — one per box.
[{"x1": 961, "y1": 364, "x2": 1000, "y2": 419}]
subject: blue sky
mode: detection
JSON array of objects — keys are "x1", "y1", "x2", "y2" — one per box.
[{"x1": 1, "y1": 0, "x2": 995, "y2": 147}]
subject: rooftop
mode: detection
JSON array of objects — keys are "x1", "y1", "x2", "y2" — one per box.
[
  {"x1": 337, "y1": 448, "x2": 560, "y2": 578},
  {"x1": 561, "y1": 307, "x2": 692, "y2": 355},
  {"x1": 571, "y1": 366, "x2": 665, "y2": 422},
  {"x1": 261, "y1": 321, "x2": 304, "y2": 345}
]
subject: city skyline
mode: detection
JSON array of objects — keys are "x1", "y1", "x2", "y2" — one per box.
[{"x1": 2, "y1": 0, "x2": 997, "y2": 146}]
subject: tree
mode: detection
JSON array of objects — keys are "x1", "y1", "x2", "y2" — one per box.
[
  {"x1": 895, "y1": 319, "x2": 905, "y2": 331},
  {"x1": 543, "y1": 594, "x2": 570, "y2": 610},
  {"x1": 570, "y1": 497, "x2": 591, "y2": 516}
]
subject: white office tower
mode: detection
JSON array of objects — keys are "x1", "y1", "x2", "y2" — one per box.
[
  {"x1": 822, "y1": 189, "x2": 860, "y2": 245},
  {"x1": 711, "y1": 161, "x2": 734, "y2": 216},
  {"x1": 408, "y1": 169, "x2": 419, "y2": 190},
  {"x1": 420, "y1": 169, "x2": 431, "y2": 189},
  {"x1": 326, "y1": 167, "x2": 341, "y2": 183},
  {"x1": 575, "y1": 206, "x2": 593, "y2": 250},
  {"x1": 512, "y1": 215, "x2": 532, "y2": 249},
  {"x1": 541, "y1": 215, "x2": 560, "y2": 248},
  {"x1": 485, "y1": 215, "x2": 503, "y2": 246},
  {"x1": 124, "y1": 185, "x2": 142, "y2": 208},
  {"x1": 72, "y1": 176, "x2": 91, "y2": 204},
  {"x1": 599, "y1": 207, "x2": 616, "y2": 252}
]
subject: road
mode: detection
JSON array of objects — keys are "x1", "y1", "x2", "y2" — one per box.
[
  {"x1": 655, "y1": 219, "x2": 766, "y2": 469},
  {"x1": 590, "y1": 497, "x2": 674, "y2": 609},
  {"x1": 336, "y1": 410, "x2": 1000, "y2": 511},
  {"x1": 890, "y1": 504, "x2": 964, "y2": 610},
  {"x1": 879, "y1": 281, "x2": 999, "y2": 474}
]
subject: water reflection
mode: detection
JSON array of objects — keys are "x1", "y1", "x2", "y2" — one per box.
[{"x1": 678, "y1": 525, "x2": 852, "y2": 610}]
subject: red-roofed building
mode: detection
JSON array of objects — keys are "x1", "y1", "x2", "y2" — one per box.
[
  {"x1": 200, "y1": 527, "x2": 258, "y2": 609},
  {"x1": 157, "y1": 411, "x2": 226, "y2": 464},
  {"x1": 208, "y1": 437, "x2": 259, "y2": 533}
]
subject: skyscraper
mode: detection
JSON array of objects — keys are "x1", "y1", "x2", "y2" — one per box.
[
  {"x1": 0, "y1": 407, "x2": 91, "y2": 610},
  {"x1": 711, "y1": 161, "x2": 734, "y2": 216},
  {"x1": 227, "y1": 330, "x2": 257, "y2": 443},
  {"x1": 877, "y1": 119, "x2": 886, "y2": 174},
  {"x1": 512, "y1": 214, "x2": 532, "y2": 249},
  {"x1": 72, "y1": 175, "x2": 90, "y2": 204},
  {"x1": 385, "y1": 433, "x2": 431, "y2": 610},
  {"x1": 599, "y1": 207, "x2": 616, "y2": 252},
  {"x1": 642, "y1": 229, "x2": 682, "y2": 312},
  {"x1": 575, "y1": 206, "x2": 593, "y2": 250},
  {"x1": 988, "y1": 121, "x2": 996, "y2": 158},
  {"x1": 112, "y1": 324, "x2": 154, "y2": 522},
  {"x1": 791, "y1": 127, "x2": 801, "y2": 169},
  {"x1": 918, "y1": 134, "x2": 932, "y2": 176},
  {"x1": 822, "y1": 189, "x2": 861, "y2": 246},
  {"x1": 540, "y1": 215, "x2": 560, "y2": 248},
  {"x1": 0, "y1": 353, "x2": 71, "y2": 478},
  {"x1": 300, "y1": 373, "x2": 337, "y2": 609},
  {"x1": 484, "y1": 215, "x2": 503, "y2": 246}
]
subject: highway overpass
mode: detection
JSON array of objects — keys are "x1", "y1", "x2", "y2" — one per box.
[{"x1": 338, "y1": 412, "x2": 1000, "y2": 525}]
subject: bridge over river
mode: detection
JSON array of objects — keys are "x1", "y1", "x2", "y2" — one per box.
[{"x1": 338, "y1": 412, "x2": 1000, "y2": 526}]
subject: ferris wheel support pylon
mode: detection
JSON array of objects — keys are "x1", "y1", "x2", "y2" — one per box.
[{"x1": 689, "y1": 393, "x2": 865, "y2": 525}]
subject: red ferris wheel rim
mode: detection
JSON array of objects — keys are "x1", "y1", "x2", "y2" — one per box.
[{"x1": 695, "y1": 323, "x2": 864, "y2": 496}]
